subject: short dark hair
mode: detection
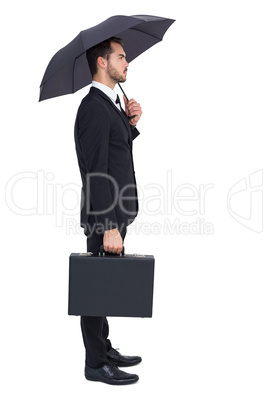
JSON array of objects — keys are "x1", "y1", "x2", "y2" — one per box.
[{"x1": 86, "y1": 37, "x2": 124, "y2": 77}]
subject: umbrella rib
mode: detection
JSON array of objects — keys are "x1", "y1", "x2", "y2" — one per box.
[
  {"x1": 129, "y1": 27, "x2": 163, "y2": 41},
  {"x1": 72, "y1": 57, "x2": 78, "y2": 93}
]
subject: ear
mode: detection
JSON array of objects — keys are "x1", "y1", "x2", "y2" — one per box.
[{"x1": 97, "y1": 56, "x2": 106, "y2": 69}]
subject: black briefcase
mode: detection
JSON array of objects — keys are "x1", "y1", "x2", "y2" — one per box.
[{"x1": 68, "y1": 249, "x2": 155, "y2": 317}]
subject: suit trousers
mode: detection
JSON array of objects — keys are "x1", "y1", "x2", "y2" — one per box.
[{"x1": 80, "y1": 226, "x2": 126, "y2": 368}]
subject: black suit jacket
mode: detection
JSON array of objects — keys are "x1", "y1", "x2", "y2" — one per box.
[{"x1": 74, "y1": 86, "x2": 140, "y2": 235}]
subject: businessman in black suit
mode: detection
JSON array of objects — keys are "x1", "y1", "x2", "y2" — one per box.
[{"x1": 74, "y1": 37, "x2": 142, "y2": 385}]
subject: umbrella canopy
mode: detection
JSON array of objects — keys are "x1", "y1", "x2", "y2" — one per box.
[{"x1": 39, "y1": 14, "x2": 175, "y2": 101}]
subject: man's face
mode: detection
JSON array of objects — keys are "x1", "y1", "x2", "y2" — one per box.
[{"x1": 106, "y1": 42, "x2": 129, "y2": 84}]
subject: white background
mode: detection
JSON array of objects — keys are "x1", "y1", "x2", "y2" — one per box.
[{"x1": 1, "y1": 1, "x2": 268, "y2": 400}]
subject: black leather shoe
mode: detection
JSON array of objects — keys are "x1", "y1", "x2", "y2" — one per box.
[
  {"x1": 107, "y1": 348, "x2": 142, "y2": 367},
  {"x1": 85, "y1": 363, "x2": 139, "y2": 385}
]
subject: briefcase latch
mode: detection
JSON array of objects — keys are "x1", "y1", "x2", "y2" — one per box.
[{"x1": 79, "y1": 252, "x2": 94, "y2": 256}]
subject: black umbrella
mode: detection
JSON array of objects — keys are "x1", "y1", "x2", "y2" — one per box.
[{"x1": 39, "y1": 14, "x2": 175, "y2": 101}]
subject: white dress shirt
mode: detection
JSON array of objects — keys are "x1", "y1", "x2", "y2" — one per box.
[{"x1": 92, "y1": 81, "x2": 121, "y2": 111}]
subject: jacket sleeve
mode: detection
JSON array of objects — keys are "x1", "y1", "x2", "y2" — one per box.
[{"x1": 77, "y1": 101, "x2": 119, "y2": 232}]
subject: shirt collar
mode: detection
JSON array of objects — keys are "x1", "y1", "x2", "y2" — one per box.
[{"x1": 92, "y1": 81, "x2": 117, "y2": 103}]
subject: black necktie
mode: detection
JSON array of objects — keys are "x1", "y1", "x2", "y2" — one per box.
[{"x1": 115, "y1": 94, "x2": 122, "y2": 110}]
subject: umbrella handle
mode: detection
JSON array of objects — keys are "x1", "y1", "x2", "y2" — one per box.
[{"x1": 118, "y1": 83, "x2": 137, "y2": 121}]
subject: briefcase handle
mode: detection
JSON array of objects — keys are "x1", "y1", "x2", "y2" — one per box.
[{"x1": 99, "y1": 245, "x2": 125, "y2": 256}]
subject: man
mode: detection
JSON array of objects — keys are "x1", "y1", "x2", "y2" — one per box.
[{"x1": 74, "y1": 37, "x2": 142, "y2": 385}]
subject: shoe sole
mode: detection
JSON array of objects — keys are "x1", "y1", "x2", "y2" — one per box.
[{"x1": 85, "y1": 374, "x2": 139, "y2": 385}]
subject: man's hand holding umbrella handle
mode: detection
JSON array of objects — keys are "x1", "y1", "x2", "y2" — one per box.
[
  {"x1": 103, "y1": 228, "x2": 123, "y2": 254},
  {"x1": 123, "y1": 96, "x2": 142, "y2": 126}
]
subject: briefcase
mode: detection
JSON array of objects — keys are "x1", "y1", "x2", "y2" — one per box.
[{"x1": 68, "y1": 250, "x2": 155, "y2": 317}]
